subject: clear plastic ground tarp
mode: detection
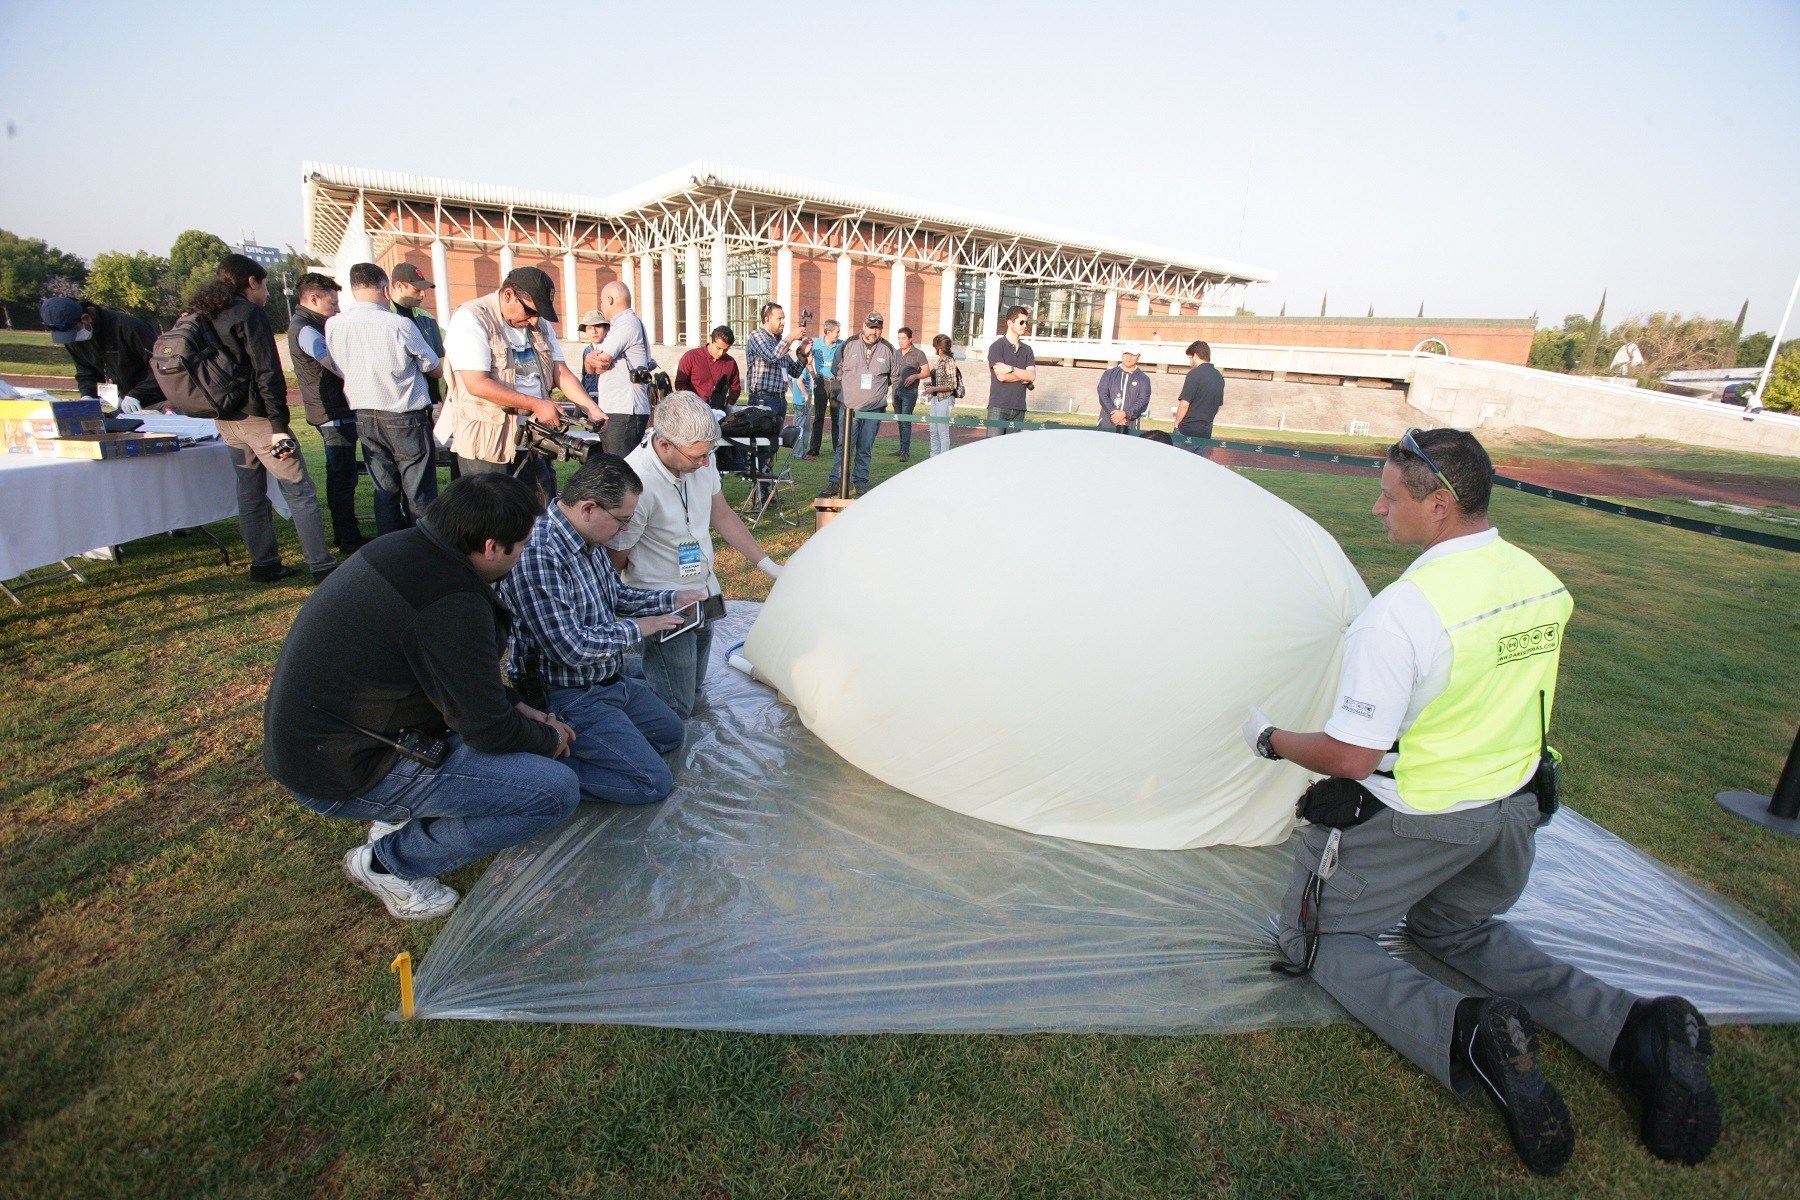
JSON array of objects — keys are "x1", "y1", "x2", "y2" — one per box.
[{"x1": 408, "y1": 604, "x2": 1800, "y2": 1031}]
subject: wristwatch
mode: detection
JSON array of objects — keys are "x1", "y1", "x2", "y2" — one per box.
[{"x1": 1255, "y1": 726, "x2": 1284, "y2": 762}]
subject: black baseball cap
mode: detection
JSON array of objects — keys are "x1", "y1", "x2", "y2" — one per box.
[
  {"x1": 391, "y1": 262, "x2": 435, "y2": 288},
  {"x1": 502, "y1": 267, "x2": 558, "y2": 323}
]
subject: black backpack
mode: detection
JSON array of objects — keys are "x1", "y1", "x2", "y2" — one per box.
[
  {"x1": 150, "y1": 313, "x2": 249, "y2": 418},
  {"x1": 719, "y1": 404, "x2": 780, "y2": 439}
]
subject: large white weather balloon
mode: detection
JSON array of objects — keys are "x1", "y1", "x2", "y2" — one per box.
[{"x1": 743, "y1": 432, "x2": 1371, "y2": 849}]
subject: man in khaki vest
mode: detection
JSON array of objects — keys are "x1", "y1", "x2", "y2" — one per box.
[{"x1": 443, "y1": 267, "x2": 601, "y2": 500}]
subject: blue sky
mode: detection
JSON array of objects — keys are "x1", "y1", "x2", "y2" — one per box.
[{"x1": 2, "y1": 0, "x2": 1795, "y2": 331}]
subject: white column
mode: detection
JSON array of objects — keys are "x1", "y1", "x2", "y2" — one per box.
[
  {"x1": 430, "y1": 239, "x2": 450, "y2": 326},
  {"x1": 561, "y1": 251, "x2": 580, "y2": 341},
  {"x1": 1101, "y1": 288, "x2": 1119, "y2": 345},
  {"x1": 1169, "y1": 299, "x2": 1182, "y2": 317},
  {"x1": 638, "y1": 255, "x2": 657, "y2": 345},
  {"x1": 684, "y1": 244, "x2": 703, "y2": 347},
  {"x1": 333, "y1": 198, "x2": 374, "y2": 290},
  {"x1": 776, "y1": 245, "x2": 794, "y2": 319},
  {"x1": 982, "y1": 271, "x2": 1002, "y2": 343},
  {"x1": 498, "y1": 244, "x2": 514, "y2": 279},
  {"x1": 1136, "y1": 294, "x2": 1151, "y2": 317},
  {"x1": 835, "y1": 253, "x2": 852, "y2": 329},
  {"x1": 710, "y1": 237, "x2": 729, "y2": 330},
  {"x1": 938, "y1": 267, "x2": 957, "y2": 342},
  {"x1": 661, "y1": 249, "x2": 678, "y2": 347},
  {"x1": 888, "y1": 259, "x2": 906, "y2": 334}
]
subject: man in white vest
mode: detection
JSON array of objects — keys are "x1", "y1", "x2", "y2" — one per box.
[
  {"x1": 443, "y1": 267, "x2": 602, "y2": 502},
  {"x1": 1242, "y1": 428, "x2": 1720, "y2": 1175}
]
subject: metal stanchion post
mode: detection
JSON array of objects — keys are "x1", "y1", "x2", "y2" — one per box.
[{"x1": 1715, "y1": 724, "x2": 1800, "y2": 838}]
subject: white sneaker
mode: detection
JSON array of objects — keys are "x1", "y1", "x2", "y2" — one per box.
[
  {"x1": 341, "y1": 844, "x2": 458, "y2": 921},
  {"x1": 368, "y1": 819, "x2": 410, "y2": 843}
]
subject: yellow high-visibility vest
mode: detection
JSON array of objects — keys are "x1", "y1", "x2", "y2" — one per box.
[{"x1": 1393, "y1": 537, "x2": 1573, "y2": 812}]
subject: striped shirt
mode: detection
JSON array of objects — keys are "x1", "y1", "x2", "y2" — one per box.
[
  {"x1": 498, "y1": 501, "x2": 677, "y2": 689},
  {"x1": 323, "y1": 298, "x2": 440, "y2": 413}
]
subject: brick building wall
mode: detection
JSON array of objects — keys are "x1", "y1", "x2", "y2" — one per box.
[{"x1": 1114, "y1": 314, "x2": 1535, "y2": 365}]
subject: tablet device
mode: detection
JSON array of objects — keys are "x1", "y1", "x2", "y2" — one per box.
[
  {"x1": 701, "y1": 594, "x2": 727, "y2": 623},
  {"x1": 657, "y1": 600, "x2": 703, "y2": 642}
]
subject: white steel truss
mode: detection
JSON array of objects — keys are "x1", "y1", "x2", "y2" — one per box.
[{"x1": 303, "y1": 166, "x2": 1264, "y2": 309}]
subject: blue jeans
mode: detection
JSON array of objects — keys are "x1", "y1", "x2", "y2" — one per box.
[
  {"x1": 826, "y1": 405, "x2": 883, "y2": 491},
  {"x1": 458, "y1": 450, "x2": 558, "y2": 506},
  {"x1": 641, "y1": 621, "x2": 714, "y2": 720},
  {"x1": 892, "y1": 390, "x2": 918, "y2": 456},
  {"x1": 548, "y1": 676, "x2": 685, "y2": 804},
  {"x1": 358, "y1": 409, "x2": 439, "y2": 535},
  {"x1": 291, "y1": 738, "x2": 580, "y2": 880},
  {"x1": 316, "y1": 417, "x2": 363, "y2": 547}
]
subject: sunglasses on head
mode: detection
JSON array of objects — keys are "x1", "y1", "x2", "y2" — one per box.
[{"x1": 1399, "y1": 427, "x2": 1459, "y2": 501}]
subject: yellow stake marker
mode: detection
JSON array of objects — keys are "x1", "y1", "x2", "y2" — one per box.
[{"x1": 390, "y1": 951, "x2": 415, "y2": 1020}]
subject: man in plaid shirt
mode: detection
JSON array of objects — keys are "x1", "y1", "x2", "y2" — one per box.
[{"x1": 499, "y1": 455, "x2": 707, "y2": 805}]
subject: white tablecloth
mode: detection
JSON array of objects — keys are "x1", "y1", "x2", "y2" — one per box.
[{"x1": 0, "y1": 415, "x2": 290, "y2": 581}]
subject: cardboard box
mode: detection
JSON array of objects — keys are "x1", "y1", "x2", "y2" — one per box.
[
  {"x1": 1, "y1": 397, "x2": 109, "y2": 453},
  {"x1": 32, "y1": 432, "x2": 182, "y2": 460}
]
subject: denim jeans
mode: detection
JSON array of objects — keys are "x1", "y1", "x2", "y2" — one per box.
[
  {"x1": 825, "y1": 405, "x2": 883, "y2": 491},
  {"x1": 641, "y1": 621, "x2": 714, "y2": 719},
  {"x1": 291, "y1": 738, "x2": 580, "y2": 880},
  {"x1": 315, "y1": 417, "x2": 363, "y2": 547},
  {"x1": 357, "y1": 408, "x2": 438, "y2": 534},
  {"x1": 217, "y1": 414, "x2": 335, "y2": 573},
  {"x1": 927, "y1": 394, "x2": 955, "y2": 457},
  {"x1": 458, "y1": 450, "x2": 558, "y2": 506},
  {"x1": 891, "y1": 389, "x2": 918, "y2": 456},
  {"x1": 548, "y1": 675, "x2": 685, "y2": 805}
]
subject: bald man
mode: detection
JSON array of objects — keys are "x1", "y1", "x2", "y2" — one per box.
[{"x1": 583, "y1": 280, "x2": 656, "y2": 457}]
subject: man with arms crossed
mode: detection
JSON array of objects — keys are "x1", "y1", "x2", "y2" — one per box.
[
  {"x1": 500, "y1": 455, "x2": 706, "y2": 806},
  {"x1": 1243, "y1": 428, "x2": 1719, "y2": 1175},
  {"x1": 610, "y1": 393, "x2": 784, "y2": 718},
  {"x1": 985, "y1": 305, "x2": 1035, "y2": 435},
  {"x1": 1174, "y1": 340, "x2": 1224, "y2": 458},
  {"x1": 263, "y1": 475, "x2": 580, "y2": 921},
  {"x1": 286, "y1": 272, "x2": 366, "y2": 551},
  {"x1": 443, "y1": 266, "x2": 601, "y2": 502},
  {"x1": 583, "y1": 280, "x2": 655, "y2": 458}
]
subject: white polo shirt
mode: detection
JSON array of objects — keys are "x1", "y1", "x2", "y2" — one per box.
[
  {"x1": 1324, "y1": 528, "x2": 1532, "y2": 815},
  {"x1": 613, "y1": 441, "x2": 722, "y2": 592}
]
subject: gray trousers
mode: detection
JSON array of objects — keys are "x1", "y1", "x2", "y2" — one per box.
[
  {"x1": 640, "y1": 620, "x2": 713, "y2": 720},
  {"x1": 1278, "y1": 792, "x2": 1637, "y2": 1094},
  {"x1": 217, "y1": 415, "x2": 335, "y2": 573}
]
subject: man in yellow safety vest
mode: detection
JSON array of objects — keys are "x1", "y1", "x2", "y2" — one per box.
[{"x1": 1241, "y1": 428, "x2": 1720, "y2": 1176}]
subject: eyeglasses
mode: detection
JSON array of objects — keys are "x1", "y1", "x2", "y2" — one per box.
[
  {"x1": 663, "y1": 440, "x2": 712, "y2": 467},
  {"x1": 1399, "y1": 427, "x2": 1459, "y2": 501},
  {"x1": 602, "y1": 507, "x2": 634, "y2": 526}
]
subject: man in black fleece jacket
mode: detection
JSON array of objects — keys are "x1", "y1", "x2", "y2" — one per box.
[
  {"x1": 264, "y1": 474, "x2": 580, "y2": 921},
  {"x1": 208, "y1": 253, "x2": 337, "y2": 585}
]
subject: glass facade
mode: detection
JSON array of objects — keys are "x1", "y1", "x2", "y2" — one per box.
[
  {"x1": 725, "y1": 250, "x2": 771, "y2": 343},
  {"x1": 995, "y1": 283, "x2": 1104, "y2": 341},
  {"x1": 951, "y1": 273, "x2": 986, "y2": 349}
]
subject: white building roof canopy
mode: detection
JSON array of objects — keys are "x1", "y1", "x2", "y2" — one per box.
[{"x1": 302, "y1": 160, "x2": 1275, "y2": 286}]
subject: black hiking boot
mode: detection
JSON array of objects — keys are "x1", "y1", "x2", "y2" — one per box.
[
  {"x1": 1611, "y1": 996, "x2": 1721, "y2": 1165},
  {"x1": 1458, "y1": 998, "x2": 1575, "y2": 1176}
]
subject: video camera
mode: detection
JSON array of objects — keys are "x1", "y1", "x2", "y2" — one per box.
[{"x1": 518, "y1": 405, "x2": 603, "y2": 464}]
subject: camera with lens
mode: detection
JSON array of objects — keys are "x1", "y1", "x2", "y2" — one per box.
[{"x1": 518, "y1": 406, "x2": 602, "y2": 463}]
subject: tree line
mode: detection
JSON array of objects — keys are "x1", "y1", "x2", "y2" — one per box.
[
  {"x1": 1528, "y1": 292, "x2": 1797, "y2": 412},
  {"x1": 0, "y1": 228, "x2": 308, "y2": 335}
]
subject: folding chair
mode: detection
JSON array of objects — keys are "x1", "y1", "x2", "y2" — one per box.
[{"x1": 721, "y1": 418, "x2": 798, "y2": 529}]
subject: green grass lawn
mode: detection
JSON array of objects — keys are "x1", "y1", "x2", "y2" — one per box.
[
  {"x1": 0, "y1": 329, "x2": 76, "y2": 378},
  {"x1": 2, "y1": 421, "x2": 1798, "y2": 1199}
]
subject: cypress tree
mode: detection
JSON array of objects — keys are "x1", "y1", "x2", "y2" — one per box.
[
  {"x1": 1580, "y1": 289, "x2": 1606, "y2": 373},
  {"x1": 1367, "y1": 304, "x2": 1375, "y2": 318},
  {"x1": 1320, "y1": 292, "x2": 1328, "y2": 317},
  {"x1": 1418, "y1": 302, "x2": 1425, "y2": 318},
  {"x1": 1278, "y1": 301, "x2": 1286, "y2": 317},
  {"x1": 1728, "y1": 299, "x2": 1748, "y2": 366}
]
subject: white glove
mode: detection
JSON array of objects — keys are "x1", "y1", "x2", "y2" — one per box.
[
  {"x1": 756, "y1": 556, "x2": 782, "y2": 580},
  {"x1": 1241, "y1": 706, "x2": 1276, "y2": 757},
  {"x1": 119, "y1": 396, "x2": 143, "y2": 414}
]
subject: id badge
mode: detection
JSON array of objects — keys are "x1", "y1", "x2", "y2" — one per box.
[
  {"x1": 676, "y1": 537, "x2": 704, "y2": 580},
  {"x1": 860, "y1": 373, "x2": 873, "y2": 389}
]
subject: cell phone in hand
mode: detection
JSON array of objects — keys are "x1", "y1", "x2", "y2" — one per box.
[{"x1": 701, "y1": 594, "x2": 727, "y2": 622}]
